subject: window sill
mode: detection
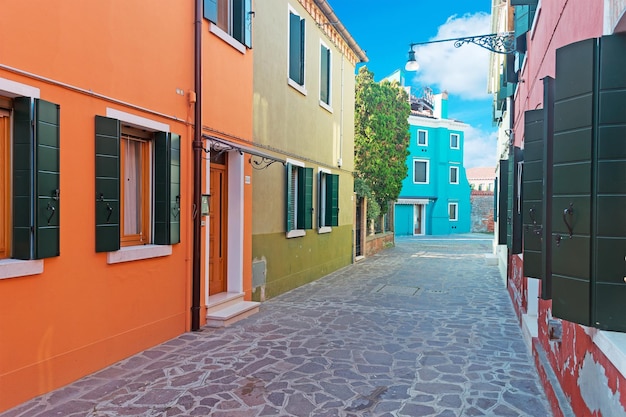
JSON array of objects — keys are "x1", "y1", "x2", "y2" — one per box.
[
  {"x1": 318, "y1": 227, "x2": 332, "y2": 234},
  {"x1": 107, "y1": 245, "x2": 172, "y2": 264},
  {"x1": 319, "y1": 101, "x2": 333, "y2": 113},
  {"x1": 286, "y1": 230, "x2": 306, "y2": 239},
  {"x1": 209, "y1": 23, "x2": 246, "y2": 54},
  {"x1": 0, "y1": 259, "x2": 44, "y2": 280},
  {"x1": 593, "y1": 330, "x2": 626, "y2": 379},
  {"x1": 288, "y1": 79, "x2": 307, "y2": 96}
]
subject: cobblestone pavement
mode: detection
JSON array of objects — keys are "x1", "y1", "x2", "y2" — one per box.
[{"x1": 2, "y1": 235, "x2": 552, "y2": 417}]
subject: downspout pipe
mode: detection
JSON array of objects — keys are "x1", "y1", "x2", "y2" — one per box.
[{"x1": 191, "y1": 0, "x2": 203, "y2": 331}]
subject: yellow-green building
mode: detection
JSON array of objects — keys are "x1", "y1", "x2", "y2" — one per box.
[{"x1": 251, "y1": 0, "x2": 367, "y2": 299}]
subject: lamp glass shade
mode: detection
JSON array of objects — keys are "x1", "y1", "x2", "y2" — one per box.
[{"x1": 405, "y1": 50, "x2": 419, "y2": 71}]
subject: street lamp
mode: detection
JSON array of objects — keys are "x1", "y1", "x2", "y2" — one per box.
[{"x1": 405, "y1": 32, "x2": 516, "y2": 71}]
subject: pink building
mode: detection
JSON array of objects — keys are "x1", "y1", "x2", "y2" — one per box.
[{"x1": 490, "y1": 1, "x2": 626, "y2": 416}]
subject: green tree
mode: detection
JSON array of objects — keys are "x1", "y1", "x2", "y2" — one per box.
[{"x1": 354, "y1": 67, "x2": 411, "y2": 216}]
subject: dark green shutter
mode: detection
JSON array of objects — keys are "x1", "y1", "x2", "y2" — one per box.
[
  {"x1": 244, "y1": 0, "x2": 252, "y2": 48},
  {"x1": 286, "y1": 163, "x2": 294, "y2": 232},
  {"x1": 95, "y1": 116, "x2": 120, "y2": 253},
  {"x1": 320, "y1": 45, "x2": 330, "y2": 104},
  {"x1": 289, "y1": 12, "x2": 303, "y2": 85},
  {"x1": 551, "y1": 38, "x2": 596, "y2": 327},
  {"x1": 506, "y1": 147, "x2": 523, "y2": 254},
  {"x1": 12, "y1": 98, "x2": 60, "y2": 260},
  {"x1": 298, "y1": 167, "x2": 313, "y2": 230},
  {"x1": 326, "y1": 174, "x2": 339, "y2": 227},
  {"x1": 203, "y1": 0, "x2": 217, "y2": 23},
  {"x1": 541, "y1": 76, "x2": 555, "y2": 300},
  {"x1": 154, "y1": 132, "x2": 180, "y2": 245},
  {"x1": 522, "y1": 110, "x2": 543, "y2": 279},
  {"x1": 497, "y1": 159, "x2": 508, "y2": 245},
  {"x1": 594, "y1": 34, "x2": 626, "y2": 332}
]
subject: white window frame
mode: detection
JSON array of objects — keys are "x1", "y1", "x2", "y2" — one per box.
[
  {"x1": 413, "y1": 159, "x2": 429, "y2": 184},
  {"x1": 450, "y1": 166, "x2": 459, "y2": 184},
  {"x1": 417, "y1": 129, "x2": 428, "y2": 146},
  {"x1": 286, "y1": 158, "x2": 306, "y2": 238},
  {"x1": 318, "y1": 168, "x2": 332, "y2": 234},
  {"x1": 449, "y1": 202, "x2": 458, "y2": 221},
  {"x1": 287, "y1": 5, "x2": 307, "y2": 96},
  {"x1": 450, "y1": 133, "x2": 460, "y2": 149},
  {"x1": 319, "y1": 40, "x2": 332, "y2": 112}
]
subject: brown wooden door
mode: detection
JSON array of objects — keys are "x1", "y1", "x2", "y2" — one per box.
[{"x1": 209, "y1": 163, "x2": 227, "y2": 295}]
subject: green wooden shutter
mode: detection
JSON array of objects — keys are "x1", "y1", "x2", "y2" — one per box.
[
  {"x1": 593, "y1": 34, "x2": 626, "y2": 332},
  {"x1": 541, "y1": 76, "x2": 555, "y2": 300},
  {"x1": 497, "y1": 159, "x2": 508, "y2": 245},
  {"x1": 289, "y1": 12, "x2": 303, "y2": 85},
  {"x1": 244, "y1": 0, "x2": 252, "y2": 48},
  {"x1": 506, "y1": 147, "x2": 523, "y2": 254},
  {"x1": 154, "y1": 132, "x2": 180, "y2": 245},
  {"x1": 522, "y1": 110, "x2": 543, "y2": 278},
  {"x1": 95, "y1": 116, "x2": 120, "y2": 253},
  {"x1": 326, "y1": 174, "x2": 339, "y2": 227},
  {"x1": 551, "y1": 38, "x2": 596, "y2": 327},
  {"x1": 286, "y1": 163, "x2": 294, "y2": 232},
  {"x1": 203, "y1": 0, "x2": 217, "y2": 23},
  {"x1": 12, "y1": 98, "x2": 61, "y2": 259},
  {"x1": 34, "y1": 99, "x2": 61, "y2": 259},
  {"x1": 298, "y1": 167, "x2": 313, "y2": 230}
]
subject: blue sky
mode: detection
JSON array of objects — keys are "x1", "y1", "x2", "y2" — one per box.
[{"x1": 328, "y1": 0, "x2": 497, "y2": 168}]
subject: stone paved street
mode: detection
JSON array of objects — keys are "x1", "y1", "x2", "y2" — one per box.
[{"x1": 1, "y1": 236, "x2": 552, "y2": 417}]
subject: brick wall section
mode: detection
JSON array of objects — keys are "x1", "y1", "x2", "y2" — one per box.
[{"x1": 470, "y1": 191, "x2": 494, "y2": 233}]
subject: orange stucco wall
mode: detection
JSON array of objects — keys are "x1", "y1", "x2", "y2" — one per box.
[{"x1": 0, "y1": 1, "x2": 198, "y2": 412}]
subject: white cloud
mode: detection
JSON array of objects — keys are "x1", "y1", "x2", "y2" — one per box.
[
  {"x1": 408, "y1": 13, "x2": 492, "y2": 100},
  {"x1": 463, "y1": 125, "x2": 497, "y2": 169}
]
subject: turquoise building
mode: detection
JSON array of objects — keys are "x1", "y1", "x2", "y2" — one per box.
[{"x1": 394, "y1": 90, "x2": 471, "y2": 235}]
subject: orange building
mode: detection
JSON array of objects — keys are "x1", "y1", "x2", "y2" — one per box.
[{"x1": 0, "y1": 0, "x2": 256, "y2": 412}]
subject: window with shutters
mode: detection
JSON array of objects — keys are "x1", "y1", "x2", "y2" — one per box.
[
  {"x1": 413, "y1": 159, "x2": 429, "y2": 184},
  {"x1": 450, "y1": 133, "x2": 460, "y2": 149},
  {"x1": 319, "y1": 41, "x2": 332, "y2": 110},
  {"x1": 288, "y1": 6, "x2": 306, "y2": 94},
  {"x1": 417, "y1": 130, "x2": 428, "y2": 146},
  {"x1": 203, "y1": 0, "x2": 253, "y2": 49},
  {"x1": 0, "y1": 82, "x2": 60, "y2": 279},
  {"x1": 318, "y1": 169, "x2": 339, "y2": 233},
  {"x1": 286, "y1": 160, "x2": 312, "y2": 238},
  {"x1": 450, "y1": 166, "x2": 459, "y2": 184},
  {"x1": 95, "y1": 110, "x2": 180, "y2": 261}
]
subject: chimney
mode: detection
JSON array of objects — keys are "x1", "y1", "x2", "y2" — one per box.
[{"x1": 433, "y1": 91, "x2": 449, "y2": 119}]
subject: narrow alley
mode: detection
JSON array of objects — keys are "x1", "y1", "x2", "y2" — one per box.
[{"x1": 2, "y1": 236, "x2": 551, "y2": 417}]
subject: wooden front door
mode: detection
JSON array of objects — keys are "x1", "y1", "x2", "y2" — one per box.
[{"x1": 209, "y1": 161, "x2": 227, "y2": 295}]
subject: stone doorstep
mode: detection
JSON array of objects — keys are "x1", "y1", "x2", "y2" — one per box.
[{"x1": 206, "y1": 299, "x2": 260, "y2": 328}]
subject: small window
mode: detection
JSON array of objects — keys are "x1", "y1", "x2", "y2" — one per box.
[
  {"x1": 450, "y1": 133, "x2": 460, "y2": 149},
  {"x1": 203, "y1": 0, "x2": 253, "y2": 48},
  {"x1": 286, "y1": 161, "x2": 313, "y2": 237},
  {"x1": 319, "y1": 42, "x2": 332, "y2": 109},
  {"x1": 318, "y1": 170, "x2": 339, "y2": 231},
  {"x1": 449, "y1": 202, "x2": 458, "y2": 221},
  {"x1": 450, "y1": 166, "x2": 459, "y2": 184},
  {"x1": 413, "y1": 160, "x2": 429, "y2": 184},
  {"x1": 120, "y1": 130, "x2": 151, "y2": 247},
  {"x1": 288, "y1": 8, "x2": 305, "y2": 88},
  {"x1": 417, "y1": 130, "x2": 428, "y2": 146}
]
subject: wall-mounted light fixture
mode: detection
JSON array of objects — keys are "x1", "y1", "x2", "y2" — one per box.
[{"x1": 405, "y1": 32, "x2": 516, "y2": 71}]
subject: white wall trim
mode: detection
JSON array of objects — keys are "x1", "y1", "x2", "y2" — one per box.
[
  {"x1": 107, "y1": 245, "x2": 172, "y2": 264},
  {"x1": 106, "y1": 108, "x2": 169, "y2": 132},
  {"x1": 0, "y1": 77, "x2": 40, "y2": 98},
  {"x1": 0, "y1": 259, "x2": 44, "y2": 280}
]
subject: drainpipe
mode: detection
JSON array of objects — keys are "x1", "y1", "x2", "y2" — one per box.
[{"x1": 191, "y1": 0, "x2": 203, "y2": 331}]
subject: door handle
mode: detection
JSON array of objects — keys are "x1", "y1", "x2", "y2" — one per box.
[
  {"x1": 562, "y1": 203, "x2": 574, "y2": 238},
  {"x1": 46, "y1": 202, "x2": 56, "y2": 225}
]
